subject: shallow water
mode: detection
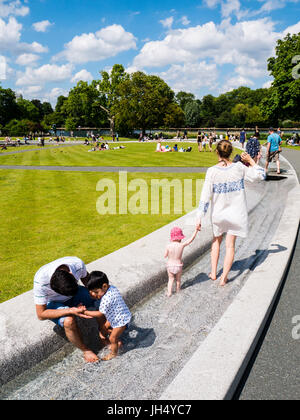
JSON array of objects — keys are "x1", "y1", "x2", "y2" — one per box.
[{"x1": 0, "y1": 167, "x2": 293, "y2": 400}]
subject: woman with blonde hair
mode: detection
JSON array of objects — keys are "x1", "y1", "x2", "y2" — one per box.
[{"x1": 196, "y1": 141, "x2": 266, "y2": 286}]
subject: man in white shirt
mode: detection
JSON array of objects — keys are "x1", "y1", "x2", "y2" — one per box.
[{"x1": 34, "y1": 256, "x2": 99, "y2": 363}]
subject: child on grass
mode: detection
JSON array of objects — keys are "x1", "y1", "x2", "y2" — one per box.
[
  {"x1": 164, "y1": 227, "x2": 199, "y2": 297},
  {"x1": 82, "y1": 271, "x2": 131, "y2": 361}
]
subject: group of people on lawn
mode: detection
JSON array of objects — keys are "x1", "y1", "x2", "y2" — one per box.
[{"x1": 34, "y1": 130, "x2": 282, "y2": 364}]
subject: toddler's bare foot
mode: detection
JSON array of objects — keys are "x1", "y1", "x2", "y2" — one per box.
[
  {"x1": 101, "y1": 352, "x2": 117, "y2": 361},
  {"x1": 209, "y1": 273, "x2": 217, "y2": 281},
  {"x1": 83, "y1": 350, "x2": 99, "y2": 363}
]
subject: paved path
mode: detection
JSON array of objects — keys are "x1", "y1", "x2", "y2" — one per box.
[
  {"x1": 0, "y1": 160, "x2": 295, "y2": 400},
  {"x1": 238, "y1": 149, "x2": 300, "y2": 400},
  {"x1": 0, "y1": 165, "x2": 208, "y2": 173}
]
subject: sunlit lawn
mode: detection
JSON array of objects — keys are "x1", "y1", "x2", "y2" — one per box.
[
  {"x1": 0, "y1": 142, "x2": 242, "y2": 167},
  {"x1": 0, "y1": 169, "x2": 205, "y2": 302}
]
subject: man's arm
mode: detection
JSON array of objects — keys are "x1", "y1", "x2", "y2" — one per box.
[{"x1": 35, "y1": 304, "x2": 91, "y2": 321}]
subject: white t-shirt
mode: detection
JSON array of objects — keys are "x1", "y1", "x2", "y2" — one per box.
[
  {"x1": 33, "y1": 257, "x2": 87, "y2": 305},
  {"x1": 98, "y1": 286, "x2": 131, "y2": 328}
]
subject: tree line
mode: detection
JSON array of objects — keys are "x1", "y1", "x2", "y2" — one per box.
[{"x1": 1, "y1": 33, "x2": 299, "y2": 137}]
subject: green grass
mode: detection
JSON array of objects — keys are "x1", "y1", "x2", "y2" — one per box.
[
  {"x1": 0, "y1": 142, "x2": 240, "y2": 167},
  {"x1": 0, "y1": 169, "x2": 205, "y2": 303}
]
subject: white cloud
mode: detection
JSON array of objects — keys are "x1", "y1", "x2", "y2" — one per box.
[
  {"x1": 0, "y1": 0, "x2": 29, "y2": 18},
  {"x1": 0, "y1": 17, "x2": 48, "y2": 55},
  {"x1": 180, "y1": 16, "x2": 191, "y2": 26},
  {"x1": 16, "y1": 53, "x2": 40, "y2": 66},
  {"x1": 159, "y1": 61, "x2": 218, "y2": 93},
  {"x1": 222, "y1": 75, "x2": 255, "y2": 93},
  {"x1": 16, "y1": 63, "x2": 73, "y2": 86},
  {"x1": 160, "y1": 17, "x2": 174, "y2": 29},
  {"x1": 32, "y1": 20, "x2": 54, "y2": 33},
  {"x1": 71, "y1": 69, "x2": 93, "y2": 83},
  {"x1": 132, "y1": 16, "x2": 300, "y2": 95},
  {"x1": 54, "y1": 24, "x2": 137, "y2": 64},
  {"x1": 0, "y1": 16, "x2": 22, "y2": 50},
  {"x1": 263, "y1": 80, "x2": 273, "y2": 88},
  {"x1": 204, "y1": 0, "x2": 300, "y2": 19}
]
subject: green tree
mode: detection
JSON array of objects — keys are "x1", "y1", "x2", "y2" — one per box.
[
  {"x1": 0, "y1": 85, "x2": 19, "y2": 126},
  {"x1": 61, "y1": 81, "x2": 106, "y2": 128},
  {"x1": 115, "y1": 71, "x2": 177, "y2": 134},
  {"x1": 184, "y1": 100, "x2": 202, "y2": 127},
  {"x1": 95, "y1": 64, "x2": 129, "y2": 134},
  {"x1": 260, "y1": 33, "x2": 300, "y2": 123},
  {"x1": 17, "y1": 97, "x2": 40, "y2": 122},
  {"x1": 175, "y1": 91, "x2": 196, "y2": 110}
]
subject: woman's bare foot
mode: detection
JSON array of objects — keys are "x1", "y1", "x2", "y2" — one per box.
[
  {"x1": 209, "y1": 273, "x2": 217, "y2": 281},
  {"x1": 219, "y1": 277, "x2": 228, "y2": 287},
  {"x1": 101, "y1": 352, "x2": 117, "y2": 361},
  {"x1": 83, "y1": 350, "x2": 99, "y2": 363}
]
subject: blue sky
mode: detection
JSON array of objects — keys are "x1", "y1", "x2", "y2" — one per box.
[{"x1": 0, "y1": 0, "x2": 300, "y2": 106}]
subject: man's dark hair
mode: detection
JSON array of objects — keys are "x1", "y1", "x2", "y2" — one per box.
[
  {"x1": 87, "y1": 271, "x2": 109, "y2": 291},
  {"x1": 50, "y1": 269, "x2": 79, "y2": 297}
]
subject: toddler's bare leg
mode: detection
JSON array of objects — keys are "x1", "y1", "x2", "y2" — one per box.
[
  {"x1": 176, "y1": 271, "x2": 182, "y2": 293},
  {"x1": 102, "y1": 326, "x2": 126, "y2": 361},
  {"x1": 167, "y1": 272, "x2": 175, "y2": 297}
]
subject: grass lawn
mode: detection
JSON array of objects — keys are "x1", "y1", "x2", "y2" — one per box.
[
  {"x1": 0, "y1": 169, "x2": 205, "y2": 303},
  {"x1": 0, "y1": 142, "x2": 242, "y2": 167}
]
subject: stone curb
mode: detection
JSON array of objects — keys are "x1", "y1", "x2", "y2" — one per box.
[
  {"x1": 0, "y1": 211, "x2": 213, "y2": 387},
  {"x1": 160, "y1": 167, "x2": 300, "y2": 400},
  {"x1": 0, "y1": 154, "x2": 292, "y2": 390}
]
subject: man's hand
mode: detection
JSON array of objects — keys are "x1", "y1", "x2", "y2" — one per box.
[{"x1": 69, "y1": 306, "x2": 93, "y2": 319}]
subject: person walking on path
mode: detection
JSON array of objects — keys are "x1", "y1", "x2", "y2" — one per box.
[
  {"x1": 239, "y1": 128, "x2": 247, "y2": 149},
  {"x1": 196, "y1": 141, "x2": 266, "y2": 286},
  {"x1": 246, "y1": 135, "x2": 261, "y2": 164},
  {"x1": 265, "y1": 128, "x2": 283, "y2": 175},
  {"x1": 34, "y1": 256, "x2": 100, "y2": 363}
]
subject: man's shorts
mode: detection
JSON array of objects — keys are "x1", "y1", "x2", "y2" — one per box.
[
  {"x1": 267, "y1": 151, "x2": 280, "y2": 163},
  {"x1": 46, "y1": 286, "x2": 95, "y2": 328}
]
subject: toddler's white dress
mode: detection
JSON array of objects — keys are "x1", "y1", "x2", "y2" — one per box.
[{"x1": 197, "y1": 162, "x2": 266, "y2": 238}]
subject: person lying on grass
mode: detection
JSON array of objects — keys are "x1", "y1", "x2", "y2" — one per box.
[
  {"x1": 34, "y1": 257, "x2": 99, "y2": 363},
  {"x1": 81, "y1": 271, "x2": 132, "y2": 361}
]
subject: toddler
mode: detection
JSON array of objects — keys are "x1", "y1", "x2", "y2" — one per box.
[
  {"x1": 164, "y1": 227, "x2": 199, "y2": 297},
  {"x1": 82, "y1": 271, "x2": 131, "y2": 361}
]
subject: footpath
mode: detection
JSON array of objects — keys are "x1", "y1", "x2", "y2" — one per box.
[{"x1": 238, "y1": 148, "x2": 300, "y2": 400}]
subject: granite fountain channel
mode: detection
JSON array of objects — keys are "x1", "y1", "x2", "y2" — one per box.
[{"x1": 0, "y1": 158, "x2": 298, "y2": 400}]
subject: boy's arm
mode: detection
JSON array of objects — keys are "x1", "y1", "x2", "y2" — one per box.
[{"x1": 83, "y1": 309, "x2": 104, "y2": 319}]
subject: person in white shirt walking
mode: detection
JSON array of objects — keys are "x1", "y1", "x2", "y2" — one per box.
[{"x1": 196, "y1": 141, "x2": 266, "y2": 286}]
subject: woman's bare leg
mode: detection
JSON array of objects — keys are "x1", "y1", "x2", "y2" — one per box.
[
  {"x1": 220, "y1": 234, "x2": 236, "y2": 286},
  {"x1": 211, "y1": 236, "x2": 223, "y2": 280}
]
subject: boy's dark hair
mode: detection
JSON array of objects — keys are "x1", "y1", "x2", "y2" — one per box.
[
  {"x1": 50, "y1": 269, "x2": 79, "y2": 297},
  {"x1": 87, "y1": 271, "x2": 109, "y2": 291}
]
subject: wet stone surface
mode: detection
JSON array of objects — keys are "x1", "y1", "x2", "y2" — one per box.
[{"x1": 0, "y1": 162, "x2": 294, "y2": 400}]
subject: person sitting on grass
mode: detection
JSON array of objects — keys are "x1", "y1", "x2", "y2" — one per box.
[
  {"x1": 34, "y1": 257, "x2": 99, "y2": 363},
  {"x1": 82, "y1": 271, "x2": 131, "y2": 361}
]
